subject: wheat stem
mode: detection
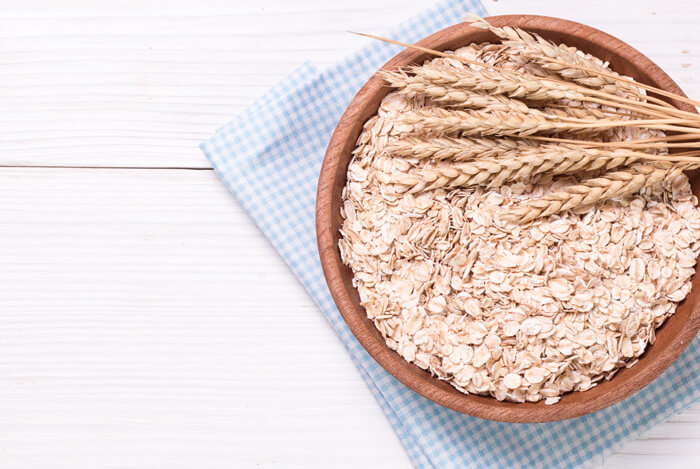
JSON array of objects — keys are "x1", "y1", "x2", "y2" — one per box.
[
  {"x1": 383, "y1": 70, "x2": 616, "y2": 120},
  {"x1": 526, "y1": 135, "x2": 700, "y2": 149},
  {"x1": 544, "y1": 104, "x2": 641, "y2": 119},
  {"x1": 582, "y1": 90, "x2": 700, "y2": 120},
  {"x1": 412, "y1": 63, "x2": 588, "y2": 103}
]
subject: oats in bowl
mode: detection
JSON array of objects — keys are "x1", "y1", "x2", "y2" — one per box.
[{"x1": 338, "y1": 40, "x2": 700, "y2": 404}]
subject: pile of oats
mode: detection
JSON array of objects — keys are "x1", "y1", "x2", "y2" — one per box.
[{"x1": 339, "y1": 44, "x2": 700, "y2": 404}]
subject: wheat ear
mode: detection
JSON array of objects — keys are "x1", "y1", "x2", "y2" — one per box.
[
  {"x1": 501, "y1": 164, "x2": 690, "y2": 223},
  {"x1": 381, "y1": 70, "x2": 530, "y2": 113},
  {"x1": 385, "y1": 144, "x2": 665, "y2": 193},
  {"x1": 526, "y1": 134, "x2": 700, "y2": 149},
  {"x1": 385, "y1": 136, "x2": 534, "y2": 161},
  {"x1": 412, "y1": 63, "x2": 587, "y2": 102}
]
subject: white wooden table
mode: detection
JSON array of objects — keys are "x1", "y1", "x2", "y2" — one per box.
[{"x1": 0, "y1": 1, "x2": 698, "y2": 467}]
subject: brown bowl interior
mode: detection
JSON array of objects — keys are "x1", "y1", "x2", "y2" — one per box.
[{"x1": 316, "y1": 15, "x2": 700, "y2": 422}]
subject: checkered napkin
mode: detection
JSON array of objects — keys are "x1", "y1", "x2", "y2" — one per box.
[{"x1": 201, "y1": 1, "x2": 700, "y2": 467}]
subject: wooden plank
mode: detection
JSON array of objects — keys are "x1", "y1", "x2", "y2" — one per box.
[
  {"x1": 0, "y1": 0, "x2": 431, "y2": 168},
  {"x1": 0, "y1": 0, "x2": 698, "y2": 467},
  {"x1": 0, "y1": 167, "x2": 411, "y2": 468},
  {"x1": 1, "y1": 0, "x2": 697, "y2": 168}
]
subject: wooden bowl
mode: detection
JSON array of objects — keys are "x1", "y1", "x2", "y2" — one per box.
[{"x1": 316, "y1": 15, "x2": 700, "y2": 422}]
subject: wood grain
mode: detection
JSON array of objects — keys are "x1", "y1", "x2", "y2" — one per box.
[
  {"x1": 0, "y1": 0, "x2": 433, "y2": 169},
  {"x1": 0, "y1": 167, "x2": 410, "y2": 468},
  {"x1": 317, "y1": 15, "x2": 700, "y2": 423}
]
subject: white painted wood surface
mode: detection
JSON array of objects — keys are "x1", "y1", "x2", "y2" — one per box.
[{"x1": 0, "y1": 1, "x2": 698, "y2": 467}]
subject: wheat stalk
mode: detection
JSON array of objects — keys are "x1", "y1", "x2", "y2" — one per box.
[
  {"x1": 527, "y1": 134, "x2": 700, "y2": 149},
  {"x1": 388, "y1": 135, "x2": 700, "y2": 161},
  {"x1": 534, "y1": 54, "x2": 700, "y2": 110},
  {"x1": 500, "y1": 163, "x2": 693, "y2": 223}
]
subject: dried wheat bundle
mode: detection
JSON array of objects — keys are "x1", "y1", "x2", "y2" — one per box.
[{"x1": 352, "y1": 18, "x2": 700, "y2": 223}]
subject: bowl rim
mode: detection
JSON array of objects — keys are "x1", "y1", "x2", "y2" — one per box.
[{"x1": 316, "y1": 14, "x2": 700, "y2": 422}]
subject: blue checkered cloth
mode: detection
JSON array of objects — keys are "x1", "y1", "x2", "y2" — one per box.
[{"x1": 201, "y1": 1, "x2": 700, "y2": 467}]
